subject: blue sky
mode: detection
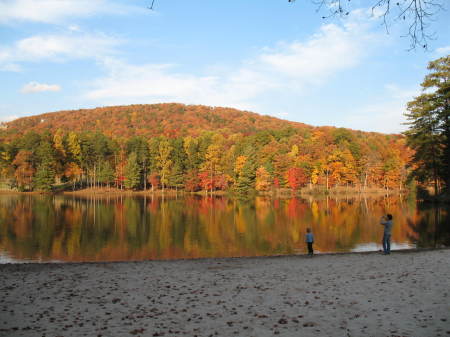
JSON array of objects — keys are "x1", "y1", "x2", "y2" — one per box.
[{"x1": 0, "y1": 0, "x2": 449, "y2": 133}]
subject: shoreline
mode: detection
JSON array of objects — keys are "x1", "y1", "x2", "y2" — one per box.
[
  {"x1": 1, "y1": 249, "x2": 449, "y2": 336},
  {"x1": 0, "y1": 187, "x2": 405, "y2": 197},
  {"x1": 2, "y1": 246, "x2": 448, "y2": 266},
  {"x1": 0, "y1": 185, "x2": 409, "y2": 197}
]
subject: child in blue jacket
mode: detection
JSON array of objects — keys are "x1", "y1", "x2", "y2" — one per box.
[{"x1": 306, "y1": 228, "x2": 314, "y2": 256}]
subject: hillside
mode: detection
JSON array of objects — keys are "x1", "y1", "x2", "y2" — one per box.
[
  {"x1": 1, "y1": 103, "x2": 313, "y2": 140},
  {"x1": 0, "y1": 103, "x2": 411, "y2": 194}
]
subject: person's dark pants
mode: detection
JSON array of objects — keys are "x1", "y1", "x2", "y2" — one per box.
[
  {"x1": 382, "y1": 233, "x2": 391, "y2": 254},
  {"x1": 307, "y1": 242, "x2": 314, "y2": 255}
]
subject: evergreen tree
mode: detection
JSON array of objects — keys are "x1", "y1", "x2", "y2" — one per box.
[
  {"x1": 168, "y1": 163, "x2": 184, "y2": 192},
  {"x1": 34, "y1": 164, "x2": 55, "y2": 191},
  {"x1": 235, "y1": 157, "x2": 257, "y2": 196},
  {"x1": 171, "y1": 138, "x2": 187, "y2": 178},
  {"x1": 36, "y1": 140, "x2": 56, "y2": 170},
  {"x1": 157, "y1": 138, "x2": 173, "y2": 193},
  {"x1": 124, "y1": 152, "x2": 141, "y2": 190},
  {"x1": 98, "y1": 161, "x2": 115, "y2": 187},
  {"x1": 183, "y1": 136, "x2": 199, "y2": 170},
  {"x1": 127, "y1": 136, "x2": 150, "y2": 189},
  {"x1": 422, "y1": 56, "x2": 450, "y2": 190},
  {"x1": 405, "y1": 55, "x2": 450, "y2": 193}
]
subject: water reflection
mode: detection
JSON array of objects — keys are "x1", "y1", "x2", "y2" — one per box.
[
  {"x1": 0, "y1": 194, "x2": 447, "y2": 263},
  {"x1": 407, "y1": 203, "x2": 450, "y2": 248}
]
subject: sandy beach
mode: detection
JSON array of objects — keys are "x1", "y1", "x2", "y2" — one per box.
[{"x1": 1, "y1": 249, "x2": 449, "y2": 337}]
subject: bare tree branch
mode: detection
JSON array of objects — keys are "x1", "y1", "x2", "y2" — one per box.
[{"x1": 291, "y1": 0, "x2": 446, "y2": 49}]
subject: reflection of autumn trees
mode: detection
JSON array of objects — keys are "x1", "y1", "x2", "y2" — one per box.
[{"x1": 0, "y1": 194, "x2": 424, "y2": 262}]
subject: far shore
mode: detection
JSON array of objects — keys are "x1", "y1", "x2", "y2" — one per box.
[
  {"x1": 0, "y1": 185, "x2": 405, "y2": 198},
  {"x1": 1, "y1": 249, "x2": 448, "y2": 337}
]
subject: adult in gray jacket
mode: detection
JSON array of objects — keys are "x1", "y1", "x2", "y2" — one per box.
[{"x1": 380, "y1": 214, "x2": 393, "y2": 254}]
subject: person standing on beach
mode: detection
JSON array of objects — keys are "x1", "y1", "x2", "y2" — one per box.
[
  {"x1": 380, "y1": 214, "x2": 393, "y2": 255},
  {"x1": 306, "y1": 228, "x2": 314, "y2": 256}
]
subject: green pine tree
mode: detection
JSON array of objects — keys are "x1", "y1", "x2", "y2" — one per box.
[
  {"x1": 124, "y1": 152, "x2": 141, "y2": 190},
  {"x1": 168, "y1": 163, "x2": 184, "y2": 192},
  {"x1": 234, "y1": 157, "x2": 257, "y2": 196},
  {"x1": 405, "y1": 55, "x2": 450, "y2": 194},
  {"x1": 98, "y1": 161, "x2": 115, "y2": 187},
  {"x1": 34, "y1": 164, "x2": 55, "y2": 191}
]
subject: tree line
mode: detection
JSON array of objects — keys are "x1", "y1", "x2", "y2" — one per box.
[{"x1": 0, "y1": 125, "x2": 411, "y2": 194}]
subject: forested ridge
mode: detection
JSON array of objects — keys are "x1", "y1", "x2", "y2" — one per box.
[
  {"x1": 1, "y1": 104, "x2": 310, "y2": 140},
  {"x1": 0, "y1": 103, "x2": 412, "y2": 194}
]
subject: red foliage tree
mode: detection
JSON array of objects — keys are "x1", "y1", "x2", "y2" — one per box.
[
  {"x1": 147, "y1": 173, "x2": 160, "y2": 192},
  {"x1": 198, "y1": 172, "x2": 228, "y2": 191},
  {"x1": 286, "y1": 167, "x2": 307, "y2": 191},
  {"x1": 184, "y1": 169, "x2": 200, "y2": 192}
]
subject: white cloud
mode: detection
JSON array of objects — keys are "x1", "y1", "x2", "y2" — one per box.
[
  {"x1": 0, "y1": 32, "x2": 122, "y2": 70},
  {"x1": 341, "y1": 84, "x2": 420, "y2": 133},
  {"x1": 343, "y1": 101, "x2": 408, "y2": 133},
  {"x1": 68, "y1": 25, "x2": 81, "y2": 32},
  {"x1": 435, "y1": 46, "x2": 450, "y2": 55},
  {"x1": 21, "y1": 81, "x2": 61, "y2": 93},
  {"x1": 384, "y1": 83, "x2": 420, "y2": 100},
  {"x1": 85, "y1": 16, "x2": 378, "y2": 111},
  {"x1": 259, "y1": 24, "x2": 365, "y2": 82},
  {"x1": 0, "y1": 0, "x2": 144, "y2": 25},
  {"x1": 0, "y1": 114, "x2": 19, "y2": 122}
]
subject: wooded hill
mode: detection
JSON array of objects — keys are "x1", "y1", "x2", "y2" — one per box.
[
  {"x1": 1, "y1": 103, "x2": 311, "y2": 140},
  {"x1": 0, "y1": 103, "x2": 412, "y2": 193}
]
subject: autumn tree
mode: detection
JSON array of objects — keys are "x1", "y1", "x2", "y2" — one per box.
[
  {"x1": 202, "y1": 136, "x2": 224, "y2": 194},
  {"x1": 234, "y1": 155, "x2": 247, "y2": 185},
  {"x1": 67, "y1": 132, "x2": 81, "y2": 164},
  {"x1": 64, "y1": 162, "x2": 83, "y2": 190},
  {"x1": 184, "y1": 169, "x2": 200, "y2": 192},
  {"x1": 12, "y1": 150, "x2": 35, "y2": 191},
  {"x1": 147, "y1": 172, "x2": 160, "y2": 193},
  {"x1": 286, "y1": 167, "x2": 307, "y2": 192},
  {"x1": 255, "y1": 166, "x2": 272, "y2": 192}
]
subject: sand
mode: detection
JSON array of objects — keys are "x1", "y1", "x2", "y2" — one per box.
[{"x1": 1, "y1": 249, "x2": 449, "y2": 337}]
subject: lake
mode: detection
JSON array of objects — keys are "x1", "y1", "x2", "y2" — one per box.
[{"x1": 0, "y1": 193, "x2": 448, "y2": 263}]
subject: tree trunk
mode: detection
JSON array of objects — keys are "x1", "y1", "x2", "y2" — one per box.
[{"x1": 143, "y1": 165, "x2": 147, "y2": 191}]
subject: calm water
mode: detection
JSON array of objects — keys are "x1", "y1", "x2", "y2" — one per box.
[{"x1": 0, "y1": 193, "x2": 448, "y2": 263}]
